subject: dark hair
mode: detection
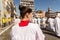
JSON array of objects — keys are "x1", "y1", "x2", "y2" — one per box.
[{"x1": 19, "y1": 5, "x2": 32, "y2": 18}]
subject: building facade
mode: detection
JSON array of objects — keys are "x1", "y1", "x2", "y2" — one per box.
[
  {"x1": 45, "y1": 7, "x2": 56, "y2": 18},
  {"x1": 0, "y1": 0, "x2": 16, "y2": 28},
  {"x1": 20, "y1": 0, "x2": 34, "y2": 11}
]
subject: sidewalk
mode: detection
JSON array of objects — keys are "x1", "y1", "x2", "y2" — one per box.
[{"x1": 0, "y1": 23, "x2": 14, "y2": 35}]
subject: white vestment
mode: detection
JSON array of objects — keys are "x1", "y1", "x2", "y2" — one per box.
[
  {"x1": 14, "y1": 19, "x2": 20, "y2": 24},
  {"x1": 42, "y1": 18, "x2": 47, "y2": 28},
  {"x1": 48, "y1": 18, "x2": 55, "y2": 32},
  {"x1": 34, "y1": 18, "x2": 38, "y2": 24},
  {"x1": 54, "y1": 17, "x2": 60, "y2": 36},
  {"x1": 37, "y1": 18, "x2": 41, "y2": 27},
  {"x1": 32, "y1": 18, "x2": 38, "y2": 24},
  {"x1": 10, "y1": 23, "x2": 45, "y2": 40},
  {"x1": 31, "y1": 18, "x2": 35, "y2": 23}
]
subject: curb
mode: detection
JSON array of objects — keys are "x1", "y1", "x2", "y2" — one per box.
[{"x1": 0, "y1": 23, "x2": 14, "y2": 35}]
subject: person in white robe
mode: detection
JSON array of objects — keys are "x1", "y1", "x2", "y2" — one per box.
[
  {"x1": 34, "y1": 17, "x2": 38, "y2": 24},
  {"x1": 31, "y1": 17, "x2": 37, "y2": 24},
  {"x1": 54, "y1": 16, "x2": 60, "y2": 37},
  {"x1": 31, "y1": 17, "x2": 35, "y2": 23},
  {"x1": 31, "y1": 17, "x2": 41, "y2": 27},
  {"x1": 37, "y1": 18, "x2": 41, "y2": 27},
  {"x1": 42, "y1": 17, "x2": 47, "y2": 28},
  {"x1": 10, "y1": 5, "x2": 45, "y2": 40},
  {"x1": 48, "y1": 17, "x2": 55, "y2": 32},
  {"x1": 10, "y1": 23, "x2": 45, "y2": 40}
]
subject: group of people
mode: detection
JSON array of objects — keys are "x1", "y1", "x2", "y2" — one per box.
[
  {"x1": 10, "y1": 5, "x2": 45, "y2": 40},
  {"x1": 10, "y1": 5, "x2": 60, "y2": 40},
  {"x1": 32, "y1": 15, "x2": 60, "y2": 37},
  {"x1": 48, "y1": 15, "x2": 60, "y2": 37},
  {"x1": 31, "y1": 17, "x2": 47, "y2": 28}
]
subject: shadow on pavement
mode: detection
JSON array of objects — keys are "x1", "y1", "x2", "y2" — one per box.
[{"x1": 41, "y1": 28, "x2": 60, "y2": 38}]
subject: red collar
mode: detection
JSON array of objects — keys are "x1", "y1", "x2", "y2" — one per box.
[{"x1": 19, "y1": 20, "x2": 29, "y2": 27}]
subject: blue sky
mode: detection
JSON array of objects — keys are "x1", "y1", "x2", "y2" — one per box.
[
  {"x1": 14, "y1": 0, "x2": 20, "y2": 16},
  {"x1": 14, "y1": 0, "x2": 60, "y2": 15},
  {"x1": 34, "y1": 0, "x2": 60, "y2": 12}
]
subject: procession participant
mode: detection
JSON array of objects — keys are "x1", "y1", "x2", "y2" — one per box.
[
  {"x1": 42, "y1": 17, "x2": 47, "y2": 28},
  {"x1": 10, "y1": 5, "x2": 45, "y2": 40},
  {"x1": 48, "y1": 17, "x2": 55, "y2": 32},
  {"x1": 37, "y1": 18, "x2": 41, "y2": 27},
  {"x1": 54, "y1": 14, "x2": 60, "y2": 37}
]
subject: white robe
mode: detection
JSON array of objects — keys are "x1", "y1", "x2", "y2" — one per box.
[
  {"x1": 42, "y1": 18, "x2": 47, "y2": 28},
  {"x1": 31, "y1": 18, "x2": 35, "y2": 23},
  {"x1": 32, "y1": 18, "x2": 41, "y2": 27},
  {"x1": 10, "y1": 23, "x2": 45, "y2": 40},
  {"x1": 54, "y1": 17, "x2": 60, "y2": 36},
  {"x1": 48, "y1": 18, "x2": 55, "y2": 32},
  {"x1": 34, "y1": 18, "x2": 38, "y2": 24},
  {"x1": 14, "y1": 19, "x2": 20, "y2": 24},
  {"x1": 37, "y1": 18, "x2": 41, "y2": 27},
  {"x1": 32, "y1": 18, "x2": 38, "y2": 24}
]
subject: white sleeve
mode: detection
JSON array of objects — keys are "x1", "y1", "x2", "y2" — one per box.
[
  {"x1": 35, "y1": 24, "x2": 45, "y2": 40},
  {"x1": 10, "y1": 26, "x2": 17, "y2": 40}
]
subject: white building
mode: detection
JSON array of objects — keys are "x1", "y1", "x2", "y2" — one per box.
[{"x1": 20, "y1": 0, "x2": 34, "y2": 11}]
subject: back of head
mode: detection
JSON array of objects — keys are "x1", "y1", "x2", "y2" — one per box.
[{"x1": 19, "y1": 5, "x2": 32, "y2": 18}]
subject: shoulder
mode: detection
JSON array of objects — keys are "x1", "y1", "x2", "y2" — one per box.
[
  {"x1": 29, "y1": 22, "x2": 38, "y2": 25},
  {"x1": 29, "y1": 23, "x2": 39, "y2": 28},
  {"x1": 12, "y1": 24, "x2": 19, "y2": 30},
  {"x1": 29, "y1": 23, "x2": 40, "y2": 30}
]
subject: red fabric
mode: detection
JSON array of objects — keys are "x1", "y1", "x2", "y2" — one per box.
[{"x1": 19, "y1": 20, "x2": 29, "y2": 27}]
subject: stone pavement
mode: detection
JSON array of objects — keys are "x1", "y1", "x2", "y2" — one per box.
[
  {"x1": 0, "y1": 27, "x2": 11, "y2": 40},
  {"x1": 0, "y1": 23, "x2": 14, "y2": 35},
  {"x1": 42, "y1": 28, "x2": 60, "y2": 40}
]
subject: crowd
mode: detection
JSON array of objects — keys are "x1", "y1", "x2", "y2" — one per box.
[
  {"x1": 10, "y1": 5, "x2": 60, "y2": 40},
  {"x1": 32, "y1": 14, "x2": 60, "y2": 37}
]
